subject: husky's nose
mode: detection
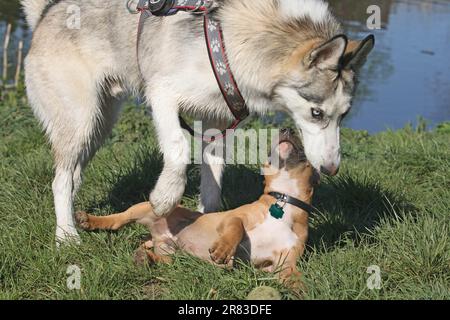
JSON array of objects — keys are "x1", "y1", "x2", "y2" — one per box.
[{"x1": 320, "y1": 164, "x2": 340, "y2": 176}]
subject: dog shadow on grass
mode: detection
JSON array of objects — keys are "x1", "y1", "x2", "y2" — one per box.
[
  {"x1": 308, "y1": 175, "x2": 416, "y2": 250},
  {"x1": 221, "y1": 167, "x2": 416, "y2": 250},
  {"x1": 86, "y1": 153, "x2": 415, "y2": 250},
  {"x1": 86, "y1": 153, "x2": 202, "y2": 213},
  {"x1": 87, "y1": 152, "x2": 263, "y2": 214}
]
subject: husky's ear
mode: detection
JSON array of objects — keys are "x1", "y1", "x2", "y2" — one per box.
[
  {"x1": 307, "y1": 35, "x2": 348, "y2": 70},
  {"x1": 343, "y1": 35, "x2": 375, "y2": 71}
]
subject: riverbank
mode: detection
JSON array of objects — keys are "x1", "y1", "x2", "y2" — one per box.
[{"x1": 0, "y1": 91, "x2": 449, "y2": 299}]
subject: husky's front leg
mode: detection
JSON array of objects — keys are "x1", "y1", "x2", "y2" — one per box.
[
  {"x1": 149, "y1": 92, "x2": 190, "y2": 217},
  {"x1": 199, "y1": 153, "x2": 224, "y2": 213},
  {"x1": 199, "y1": 121, "x2": 226, "y2": 213}
]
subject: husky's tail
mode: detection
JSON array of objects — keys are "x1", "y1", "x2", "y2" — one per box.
[{"x1": 21, "y1": 0, "x2": 53, "y2": 30}]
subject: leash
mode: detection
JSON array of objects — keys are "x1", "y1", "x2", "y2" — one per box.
[
  {"x1": 268, "y1": 191, "x2": 314, "y2": 219},
  {"x1": 130, "y1": 0, "x2": 249, "y2": 143}
]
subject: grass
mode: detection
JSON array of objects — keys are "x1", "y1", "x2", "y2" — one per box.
[{"x1": 0, "y1": 89, "x2": 449, "y2": 300}]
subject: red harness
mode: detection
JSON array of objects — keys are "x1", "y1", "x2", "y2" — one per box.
[{"x1": 132, "y1": 0, "x2": 249, "y2": 143}]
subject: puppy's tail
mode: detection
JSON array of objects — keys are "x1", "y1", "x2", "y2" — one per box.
[{"x1": 21, "y1": 0, "x2": 53, "y2": 31}]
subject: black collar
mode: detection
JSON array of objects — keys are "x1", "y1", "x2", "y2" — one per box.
[{"x1": 268, "y1": 192, "x2": 314, "y2": 215}]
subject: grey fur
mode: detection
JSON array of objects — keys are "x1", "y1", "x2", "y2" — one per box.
[{"x1": 22, "y1": 0, "x2": 373, "y2": 244}]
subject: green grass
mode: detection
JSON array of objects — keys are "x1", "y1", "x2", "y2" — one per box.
[{"x1": 0, "y1": 90, "x2": 449, "y2": 300}]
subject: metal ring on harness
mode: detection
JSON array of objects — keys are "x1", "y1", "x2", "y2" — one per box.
[
  {"x1": 183, "y1": 2, "x2": 206, "y2": 13},
  {"x1": 185, "y1": 4, "x2": 203, "y2": 12},
  {"x1": 131, "y1": 0, "x2": 250, "y2": 143},
  {"x1": 126, "y1": 0, "x2": 141, "y2": 14},
  {"x1": 148, "y1": 0, "x2": 177, "y2": 16}
]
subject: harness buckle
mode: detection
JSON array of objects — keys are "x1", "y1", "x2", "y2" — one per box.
[{"x1": 147, "y1": 0, "x2": 177, "y2": 16}]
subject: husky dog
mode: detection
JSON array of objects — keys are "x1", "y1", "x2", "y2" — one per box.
[{"x1": 22, "y1": 0, "x2": 374, "y2": 244}]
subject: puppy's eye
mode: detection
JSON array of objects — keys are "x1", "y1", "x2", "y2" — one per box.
[{"x1": 311, "y1": 108, "x2": 324, "y2": 120}]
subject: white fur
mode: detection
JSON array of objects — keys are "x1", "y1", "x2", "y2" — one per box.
[
  {"x1": 267, "y1": 169, "x2": 300, "y2": 226},
  {"x1": 21, "y1": 0, "x2": 350, "y2": 244},
  {"x1": 248, "y1": 215, "x2": 298, "y2": 265},
  {"x1": 275, "y1": 80, "x2": 351, "y2": 173},
  {"x1": 21, "y1": 0, "x2": 53, "y2": 30},
  {"x1": 148, "y1": 84, "x2": 190, "y2": 216},
  {"x1": 199, "y1": 146, "x2": 225, "y2": 213},
  {"x1": 53, "y1": 169, "x2": 80, "y2": 245},
  {"x1": 279, "y1": 0, "x2": 329, "y2": 23}
]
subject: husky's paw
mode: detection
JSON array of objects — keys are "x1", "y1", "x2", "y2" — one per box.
[
  {"x1": 150, "y1": 168, "x2": 187, "y2": 217},
  {"x1": 209, "y1": 239, "x2": 236, "y2": 265},
  {"x1": 150, "y1": 186, "x2": 184, "y2": 217},
  {"x1": 149, "y1": 198, "x2": 176, "y2": 217},
  {"x1": 75, "y1": 211, "x2": 93, "y2": 231},
  {"x1": 55, "y1": 225, "x2": 81, "y2": 247}
]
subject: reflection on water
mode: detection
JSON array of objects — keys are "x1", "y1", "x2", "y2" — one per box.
[
  {"x1": 1, "y1": 0, "x2": 449, "y2": 132},
  {"x1": 329, "y1": 0, "x2": 450, "y2": 132}
]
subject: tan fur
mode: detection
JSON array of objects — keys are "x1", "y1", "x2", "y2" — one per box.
[
  {"x1": 23, "y1": 0, "x2": 373, "y2": 245},
  {"x1": 283, "y1": 39, "x2": 323, "y2": 71},
  {"x1": 76, "y1": 162, "x2": 315, "y2": 289}
]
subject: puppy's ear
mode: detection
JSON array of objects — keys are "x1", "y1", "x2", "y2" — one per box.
[
  {"x1": 342, "y1": 35, "x2": 375, "y2": 71},
  {"x1": 307, "y1": 35, "x2": 348, "y2": 70}
]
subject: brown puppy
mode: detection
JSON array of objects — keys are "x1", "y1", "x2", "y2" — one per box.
[{"x1": 76, "y1": 129, "x2": 317, "y2": 288}]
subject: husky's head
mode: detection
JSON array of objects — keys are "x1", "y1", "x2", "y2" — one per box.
[{"x1": 273, "y1": 34, "x2": 374, "y2": 176}]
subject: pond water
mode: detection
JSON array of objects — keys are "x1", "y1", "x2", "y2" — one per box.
[
  {"x1": 330, "y1": 0, "x2": 450, "y2": 132},
  {"x1": 1, "y1": 0, "x2": 449, "y2": 133}
]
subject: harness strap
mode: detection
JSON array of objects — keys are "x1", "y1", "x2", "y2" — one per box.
[{"x1": 132, "y1": 0, "x2": 249, "y2": 143}]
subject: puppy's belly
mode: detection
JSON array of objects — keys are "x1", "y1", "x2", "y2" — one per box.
[
  {"x1": 246, "y1": 216, "x2": 298, "y2": 266},
  {"x1": 176, "y1": 223, "x2": 220, "y2": 261}
]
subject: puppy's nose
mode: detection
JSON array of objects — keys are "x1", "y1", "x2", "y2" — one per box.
[
  {"x1": 280, "y1": 128, "x2": 295, "y2": 137},
  {"x1": 320, "y1": 164, "x2": 340, "y2": 176}
]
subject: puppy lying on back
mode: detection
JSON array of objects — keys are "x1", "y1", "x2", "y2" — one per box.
[{"x1": 76, "y1": 129, "x2": 317, "y2": 288}]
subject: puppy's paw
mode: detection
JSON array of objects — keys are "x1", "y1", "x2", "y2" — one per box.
[
  {"x1": 134, "y1": 246, "x2": 150, "y2": 267},
  {"x1": 75, "y1": 211, "x2": 93, "y2": 231},
  {"x1": 280, "y1": 269, "x2": 306, "y2": 295},
  {"x1": 209, "y1": 239, "x2": 236, "y2": 265}
]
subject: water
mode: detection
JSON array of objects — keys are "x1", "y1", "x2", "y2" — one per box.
[
  {"x1": 1, "y1": 0, "x2": 449, "y2": 133},
  {"x1": 331, "y1": 0, "x2": 450, "y2": 132}
]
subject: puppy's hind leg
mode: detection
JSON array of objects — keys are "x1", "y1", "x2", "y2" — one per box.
[
  {"x1": 134, "y1": 242, "x2": 173, "y2": 266},
  {"x1": 76, "y1": 202, "x2": 155, "y2": 231}
]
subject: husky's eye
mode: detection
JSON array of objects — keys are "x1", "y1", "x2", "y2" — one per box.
[{"x1": 311, "y1": 108, "x2": 324, "y2": 120}]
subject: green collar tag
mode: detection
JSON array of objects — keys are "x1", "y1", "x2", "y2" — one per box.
[{"x1": 270, "y1": 203, "x2": 285, "y2": 219}]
